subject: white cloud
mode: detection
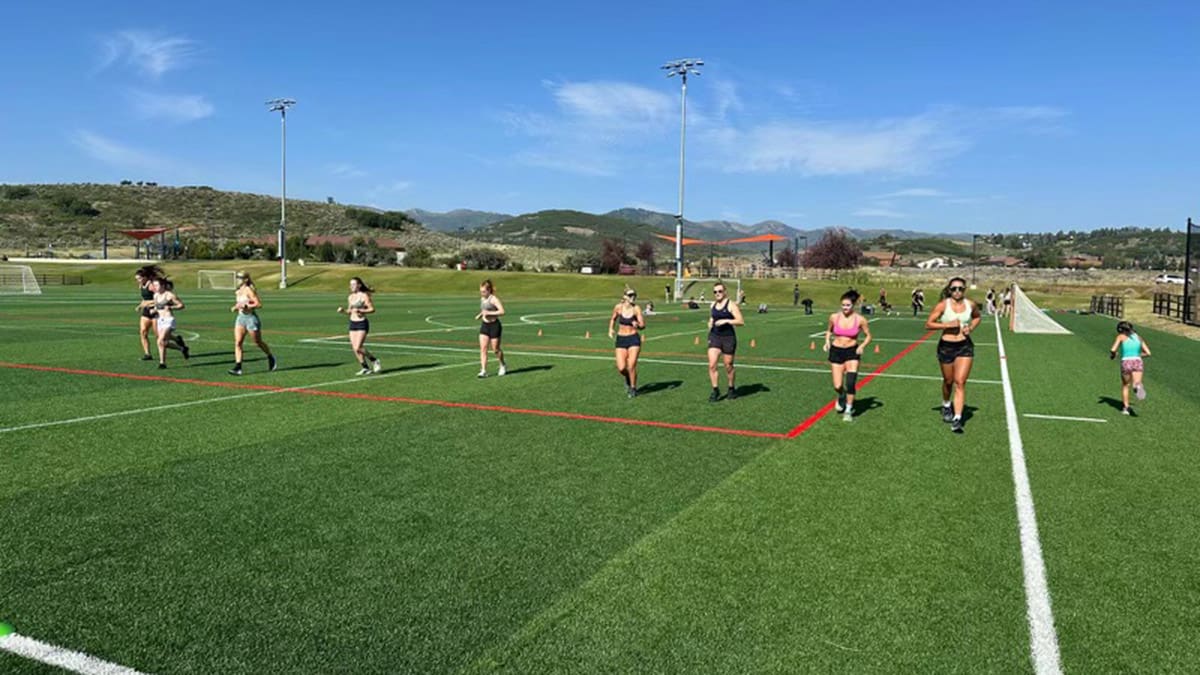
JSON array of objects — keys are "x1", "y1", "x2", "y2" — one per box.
[
  {"x1": 130, "y1": 90, "x2": 213, "y2": 122},
  {"x1": 72, "y1": 130, "x2": 165, "y2": 169},
  {"x1": 853, "y1": 207, "x2": 908, "y2": 219},
  {"x1": 711, "y1": 80, "x2": 743, "y2": 121},
  {"x1": 99, "y1": 30, "x2": 198, "y2": 79},
  {"x1": 552, "y1": 81, "x2": 674, "y2": 130},
  {"x1": 875, "y1": 188, "x2": 947, "y2": 199},
  {"x1": 329, "y1": 163, "x2": 367, "y2": 179}
]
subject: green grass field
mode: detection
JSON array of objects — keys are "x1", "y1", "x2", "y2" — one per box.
[{"x1": 1, "y1": 269, "x2": 1198, "y2": 673}]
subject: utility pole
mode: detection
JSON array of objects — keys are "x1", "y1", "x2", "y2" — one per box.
[
  {"x1": 662, "y1": 58, "x2": 702, "y2": 300},
  {"x1": 267, "y1": 98, "x2": 296, "y2": 289}
]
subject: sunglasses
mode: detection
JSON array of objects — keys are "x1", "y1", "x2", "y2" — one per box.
[
  {"x1": 949, "y1": 286, "x2": 965, "y2": 292},
  {"x1": 625, "y1": 293, "x2": 636, "y2": 298},
  {"x1": 714, "y1": 289, "x2": 725, "y2": 294}
]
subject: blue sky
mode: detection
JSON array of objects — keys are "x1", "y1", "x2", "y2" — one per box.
[{"x1": 2, "y1": 1, "x2": 1198, "y2": 233}]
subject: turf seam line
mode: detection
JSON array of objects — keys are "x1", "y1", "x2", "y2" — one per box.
[
  {"x1": 785, "y1": 330, "x2": 936, "y2": 438},
  {"x1": 995, "y1": 316, "x2": 1063, "y2": 675},
  {"x1": 0, "y1": 633, "x2": 148, "y2": 675}
]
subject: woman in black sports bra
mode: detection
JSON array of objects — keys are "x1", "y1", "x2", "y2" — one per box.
[
  {"x1": 706, "y1": 281, "x2": 744, "y2": 402},
  {"x1": 134, "y1": 265, "x2": 163, "y2": 361},
  {"x1": 608, "y1": 287, "x2": 646, "y2": 397}
]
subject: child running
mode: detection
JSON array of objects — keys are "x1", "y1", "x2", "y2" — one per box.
[
  {"x1": 925, "y1": 276, "x2": 981, "y2": 433},
  {"x1": 228, "y1": 271, "x2": 277, "y2": 375},
  {"x1": 608, "y1": 287, "x2": 646, "y2": 397},
  {"x1": 336, "y1": 277, "x2": 381, "y2": 375},
  {"x1": 824, "y1": 290, "x2": 873, "y2": 421},
  {"x1": 143, "y1": 277, "x2": 188, "y2": 369},
  {"x1": 706, "y1": 281, "x2": 744, "y2": 402},
  {"x1": 476, "y1": 279, "x2": 507, "y2": 377},
  {"x1": 1109, "y1": 320, "x2": 1151, "y2": 415}
]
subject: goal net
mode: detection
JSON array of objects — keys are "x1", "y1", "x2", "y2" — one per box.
[
  {"x1": 0, "y1": 265, "x2": 42, "y2": 295},
  {"x1": 675, "y1": 277, "x2": 742, "y2": 303},
  {"x1": 1009, "y1": 283, "x2": 1071, "y2": 334},
  {"x1": 198, "y1": 270, "x2": 238, "y2": 290}
]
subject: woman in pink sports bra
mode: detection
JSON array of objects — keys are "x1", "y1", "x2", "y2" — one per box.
[{"x1": 824, "y1": 289, "x2": 872, "y2": 421}]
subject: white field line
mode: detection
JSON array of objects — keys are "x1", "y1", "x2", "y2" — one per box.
[
  {"x1": 293, "y1": 339, "x2": 1002, "y2": 384},
  {"x1": 1022, "y1": 413, "x2": 1106, "y2": 423},
  {"x1": 424, "y1": 315, "x2": 459, "y2": 329},
  {"x1": 0, "y1": 633, "x2": 148, "y2": 675},
  {"x1": 0, "y1": 324, "x2": 202, "y2": 342},
  {"x1": 0, "y1": 361, "x2": 477, "y2": 435},
  {"x1": 994, "y1": 316, "x2": 1063, "y2": 674}
]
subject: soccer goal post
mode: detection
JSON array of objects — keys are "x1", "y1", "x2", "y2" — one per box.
[
  {"x1": 0, "y1": 265, "x2": 42, "y2": 295},
  {"x1": 1009, "y1": 282, "x2": 1071, "y2": 334},
  {"x1": 675, "y1": 277, "x2": 741, "y2": 303},
  {"x1": 198, "y1": 270, "x2": 238, "y2": 290}
]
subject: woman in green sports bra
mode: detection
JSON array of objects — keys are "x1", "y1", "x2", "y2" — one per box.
[{"x1": 925, "y1": 276, "x2": 981, "y2": 434}]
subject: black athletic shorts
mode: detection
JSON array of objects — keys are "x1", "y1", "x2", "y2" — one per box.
[
  {"x1": 707, "y1": 332, "x2": 737, "y2": 355},
  {"x1": 615, "y1": 333, "x2": 642, "y2": 349},
  {"x1": 937, "y1": 337, "x2": 974, "y2": 364},
  {"x1": 140, "y1": 306, "x2": 158, "y2": 319},
  {"x1": 349, "y1": 319, "x2": 369, "y2": 333},
  {"x1": 480, "y1": 321, "x2": 502, "y2": 340},
  {"x1": 828, "y1": 344, "x2": 860, "y2": 364}
]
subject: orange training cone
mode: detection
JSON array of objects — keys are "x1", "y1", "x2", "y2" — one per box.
[
  {"x1": 750, "y1": 338, "x2": 757, "y2": 348},
  {"x1": 874, "y1": 344, "x2": 881, "y2": 354},
  {"x1": 809, "y1": 341, "x2": 816, "y2": 350}
]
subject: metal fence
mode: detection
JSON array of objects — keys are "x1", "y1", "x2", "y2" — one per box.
[
  {"x1": 1090, "y1": 295, "x2": 1124, "y2": 318},
  {"x1": 0, "y1": 273, "x2": 84, "y2": 286}
]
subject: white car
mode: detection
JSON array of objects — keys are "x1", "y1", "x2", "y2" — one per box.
[{"x1": 1153, "y1": 274, "x2": 1185, "y2": 284}]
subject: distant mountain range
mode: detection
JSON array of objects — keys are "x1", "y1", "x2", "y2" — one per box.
[{"x1": 405, "y1": 208, "x2": 511, "y2": 233}]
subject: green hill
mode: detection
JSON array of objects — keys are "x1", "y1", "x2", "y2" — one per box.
[{"x1": 0, "y1": 183, "x2": 457, "y2": 253}]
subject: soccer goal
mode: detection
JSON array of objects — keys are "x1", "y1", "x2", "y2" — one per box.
[
  {"x1": 675, "y1": 277, "x2": 741, "y2": 303},
  {"x1": 0, "y1": 265, "x2": 42, "y2": 295},
  {"x1": 1009, "y1": 282, "x2": 1071, "y2": 334},
  {"x1": 198, "y1": 270, "x2": 238, "y2": 290}
]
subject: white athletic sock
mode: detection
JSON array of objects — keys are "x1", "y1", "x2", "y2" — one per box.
[{"x1": 942, "y1": 400, "x2": 951, "y2": 407}]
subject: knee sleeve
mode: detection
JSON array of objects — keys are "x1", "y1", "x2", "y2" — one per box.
[{"x1": 845, "y1": 371, "x2": 858, "y2": 395}]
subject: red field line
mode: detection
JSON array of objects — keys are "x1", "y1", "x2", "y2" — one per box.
[
  {"x1": 785, "y1": 331, "x2": 936, "y2": 439},
  {"x1": 0, "y1": 361, "x2": 787, "y2": 440}
]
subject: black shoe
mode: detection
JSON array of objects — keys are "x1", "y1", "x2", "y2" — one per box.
[
  {"x1": 158, "y1": 363, "x2": 166, "y2": 369},
  {"x1": 708, "y1": 389, "x2": 720, "y2": 403},
  {"x1": 181, "y1": 345, "x2": 190, "y2": 360},
  {"x1": 951, "y1": 418, "x2": 964, "y2": 434},
  {"x1": 268, "y1": 355, "x2": 277, "y2": 371},
  {"x1": 941, "y1": 406, "x2": 954, "y2": 423},
  {"x1": 726, "y1": 387, "x2": 738, "y2": 400},
  {"x1": 141, "y1": 354, "x2": 152, "y2": 361},
  {"x1": 628, "y1": 387, "x2": 637, "y2": 398}
]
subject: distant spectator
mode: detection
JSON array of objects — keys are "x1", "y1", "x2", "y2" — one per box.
[
  {"x1": 793, "y1": 284, "x2": 800, "y2": 306},
  {"x1": 687, "y1": 297, "x2": 700, "y2": 310},
  {"x1": 801, "y1": 298, "x2": 814, "y2": 315},
  {"x1": 757, "y1": 303, "x2": 768, "y2": 314}
]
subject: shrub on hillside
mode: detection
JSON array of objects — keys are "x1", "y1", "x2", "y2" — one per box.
[
  {"x1": 404, "y1": 246, "x2": 435, "y2": 268},
  {"x1": 802, "y1": 229, "x2": 862, "y2": 269},
  {"x1": 345, "y1": 207, "x2": 416, "y2": 231},
  {"x1": 1, "y1": 186, "x2": 35, "y2": 200},
  {"x1": 461, "y1": 247, "x2": 509, "y2": 270}
]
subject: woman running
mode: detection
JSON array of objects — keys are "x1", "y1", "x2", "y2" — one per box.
[
  {"x1": 925, "y1": 276, "x2": 981, "y2": 433},
  {"x1": 144, "y1": 277, "x2": 188, "y2": 369},
  {"x1": 336, "y1": 277, "x2": 381, "y2": 375},
  {"x1": 824, "y1": 290, "x2": 873, "y2": 421},
  {"x1": 228, "y1": 271, "x2": 277, "y2": 375},
  {"x1": 134, "y1": 265, "x2": 164, "y2": 361},
  {"x1": 608, "y1": 287, "x2": 646, "y2": 397},
  {"x1": 1109, "y1": 320, "x2": 1151, "y2": 415},
  {"x1": 706, "y1": 281, "x2": 744, "y2": 402},
  {"x1": 476, "y1": 279, "x2": 507, "y2": 378}
]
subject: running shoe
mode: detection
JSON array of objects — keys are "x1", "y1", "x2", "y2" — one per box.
[
  {"x1": 726, "y1": 387, "x2": 738, "y2": 400},
  {"x1": 158, "y1": 363, "x2": 166, "y2": 369},
  {"x1": 1121, "y1": 407, "x2": 1132, "y2": 416},
  {"x1": 477, "y1": 370, "x2": 488, "y2": 378},
  {"x1": 941, "y1": 405, "x2": 954, "y2": 423},
  {"x1": 498, "y1": 364, "x2": 507, "y2": 376},
  {"x1": 1134, "y1": 383, "x2": 1146, "y2": 400},
  {"x1": 950, "y1": 418, "x2": 964, "y2": 434},
  {"x1": 141, "y1": 354, "x2": 152, "y2": 361},
  {"x1": 842, "y1": 409, "x2": 853, "y2": 422},
  {"x1": 372, "y1": 358, "x2": 382, "y2": 374},
  {"x1": 628, "y1": 387, "x2": 637, "y2": 399},
  {"x1": 181, "y1": 344, "x2": 190, "y2": 360},
  {"x1": 268, "y1": 355, "x2": 278, "y2": 372},
  {"x1": 228, "y1": 367, "x2": 242, "y2": 376},
  {"x1": 708, "y1": 389, "x2": 720, "y2": 403},
  {"x1": 357, "y1": 367, "x2": 371, "y2": 376}
]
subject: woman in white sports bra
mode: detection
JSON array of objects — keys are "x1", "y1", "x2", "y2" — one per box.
[
  {"x1": 337, "y1": 277, "x2": 381, "y2": 375},
  {"x1": 228, "y1": 271, "x2": 276, "y2": 375},
  {"x1": 144, "y1": 277, "x2": 188, "y2": 369},
  {"x1": 925, "y1": 276, "x2": 981, "y2": 433}
]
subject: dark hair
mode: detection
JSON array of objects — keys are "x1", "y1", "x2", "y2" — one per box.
[
  {"x1": 1116, "y1": 320, "x2": 1133, "y2": 335},
  {"x1": 840, "y1": 290, "x2": 858, "y2": 303},
  {"x1": 153, "y1": 276, "x2": 174, "y2": 291},
  {"x1": 350, "y1": 277, "x2": 373, "y2": 294},
  {"x1": 481, "y1": 279, "x2": 494, "y2": 294},
  {"x1": 135, "y1": 264, "x2": 164, "y2": 281},
  {"x1": 948, "y1": 276, "x2": 967, "y2": 287}
]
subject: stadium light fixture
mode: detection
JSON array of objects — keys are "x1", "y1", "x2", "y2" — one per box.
[
  {"x1": 662, "y1": 58, "x2": 702, "y2": 300},
  {"x1": 267, "y1": 98, "x2": 296, "y2": 289}
]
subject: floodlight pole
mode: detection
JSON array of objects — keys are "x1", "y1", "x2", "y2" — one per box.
[
  {"x1": 267, "y1": 98, "x2": 296, "y2": 289},
  {"x1": 663, "y1": 58, "x2": 702, "y2": 300},
  {"x1": 1185, "y1": 217, "x2": 1196, "y2": 324}
]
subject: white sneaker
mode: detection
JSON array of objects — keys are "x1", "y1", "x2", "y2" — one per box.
[
  {"x1": 498, "y1": 364, "x2": 507, "y2": 376},
  {"x1": 1134, "y1": 383, "x2": 1146, "y2": 400},
  {"x1": 477, "y1": 370, "x2": 487, "y2": 378},
  {"x1": 357, "y1": 367, "x2": 371, "y2": 376},
  {"x1": 372, "y1": 359, "x2": 382, "y2": 373},
  {"x1": 842, "y1": 410, "x2": 853, "y2": 422}
]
